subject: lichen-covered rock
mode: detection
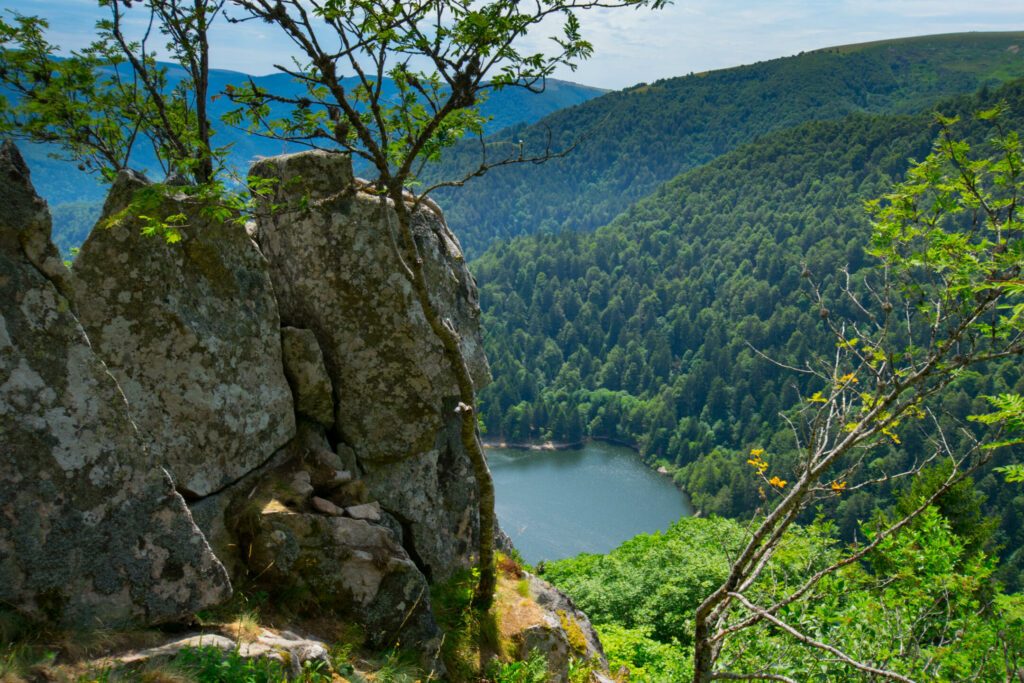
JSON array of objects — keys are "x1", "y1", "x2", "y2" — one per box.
[
  {"x1": 0, "y1": 141, "x2": 230, "y2": 628},
  {"x1": 250, "y1": 151, "x2": 489, "y2": 579},
  {"x1": 497, "y1": 572, "x2": 608, "y2": 683},
  {"x1": 280, "y1": 327, "x2": 334, "y2": 427},
  {"x1": 0, "y1": 141, "x2": 73, "y2": 300},
  {"x1": 72, "y1": 170, "x2": 295, "y2": 497},
  {"x1": 189, "y1": 418, "x2": 440, "y2": 661}
]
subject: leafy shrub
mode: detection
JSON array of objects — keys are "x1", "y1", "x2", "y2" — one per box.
[
  {"x1": 171, "y1": 646, "x2": 332, "y2": 683},
  {"x1": 596, "y1": 624, "x2": 691, "y2": 682},
  {"x1": 485, "y1": 651, "x2": 548, "y2": 683}
]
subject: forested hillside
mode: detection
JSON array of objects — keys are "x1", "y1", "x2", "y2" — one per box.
[
  {"x1": 433, "y1": 32, "x2": 1024, "y2": 255},
  {"x1": 474, "y1": 80, "x2": 1024, "y2": 586}
]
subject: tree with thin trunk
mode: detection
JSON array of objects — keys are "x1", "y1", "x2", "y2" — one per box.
[
  {"x1": 225, "y1": 0, "x2": 666, "y2": 610},
  {"x1": 691, "y1": 108, "x2": 1024, "y2": 683},
  {"x1": 0, "y1": 0, "x2": 225, "y2": 186}
]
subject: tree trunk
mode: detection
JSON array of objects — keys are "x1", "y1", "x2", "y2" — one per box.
[{"x1": 388, "y1": 194, "x2": 497, "y2": 610}]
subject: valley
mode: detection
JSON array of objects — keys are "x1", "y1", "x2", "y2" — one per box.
[{"x1": 3, "y1": 9, "x2": 1024, "y2": 681}]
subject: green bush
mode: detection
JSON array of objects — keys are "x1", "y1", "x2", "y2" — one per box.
[{"x1": 485, "y1": 651, "x2": 549, "y2": 683}]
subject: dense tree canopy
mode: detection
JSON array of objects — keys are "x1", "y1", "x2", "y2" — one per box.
[
  {"x1": 432, "y1": 32, "x2": 1024, "y2": 256},
  {"x1": 475, "y1": 80, "x2": 1024, "y2": 588}
]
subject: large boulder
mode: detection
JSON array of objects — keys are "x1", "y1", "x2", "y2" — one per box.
[
  {"x1": 249, "y1": 509, "x2": 439, "y2": 654},
  {"x1": 250, "y1": 151, "x2": 489, "y2": 579},
  {"x1": 189, "y1": 418, "x2": 441, "y2": 659},
  {"x1": 0, "y1": 141, "x2": 231, "y2": 628},
  {"x1": 72, "y1": 171, "x2": 295, "y2": 497}
]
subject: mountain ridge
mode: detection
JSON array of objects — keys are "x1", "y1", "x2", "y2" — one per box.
[{"x1": 430, "y1": 31, "x2": 1024, "y2": 256}]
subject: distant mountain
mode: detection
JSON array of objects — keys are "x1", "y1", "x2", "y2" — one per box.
[
  {"x1": 429, "y1": 31, "x2": 1024, "y2": 256},
  {"x1": 472, "y1": 78, "x2": 1024, "y2": 587},
  {"x1": 15, "y1": 63, "x2": 604, "y2": 254}
]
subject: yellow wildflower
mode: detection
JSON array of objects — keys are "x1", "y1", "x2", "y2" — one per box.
[
  {"x1": 768, "y1": 476, "x2": 787, "y2": 489},
  {"x1": 746, "y1": 455, "x2": 768, "y2": 474}
]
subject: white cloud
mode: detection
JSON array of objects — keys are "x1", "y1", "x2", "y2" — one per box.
[{"x1": 3, "y1": 0, "x2": 1022, "y2": 88}]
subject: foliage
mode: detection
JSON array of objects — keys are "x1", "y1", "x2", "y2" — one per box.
[
  {"x1": 431, "y1": 568, "x2": 498, "y2": 680},
  {"x1": 683, "y1": 98, "x2": 1024, "y2": 681},
  {"x1": 226, "y1": 0, "x2": 665, "y2": 186},
  {"x1": 9, "y1": 74, "x2": 606, "y2": 217},
  {"x1": 545, "y1": 513, "x2": 1024, "y2": 682},
  {"x1": 543, "y1": 517, "x2": 835, "y2": 646},
  {"x1": 475, "y1": 80, "x2": 1024, "y2": 585},
  {"x1": 595, "y1": 624, "x2": 691, "y2": 682},
  {"x1": 171, "y1": 646, "x2": 301, "y2": 682},
  {"x1": 0, "y1": 3, "x2": 224, "y2": 183},
  {"x1": 484, "y1": 651, "x2": 549, "y2": 683}
]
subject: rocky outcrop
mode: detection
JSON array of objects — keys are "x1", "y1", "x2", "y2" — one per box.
[
  {"x1": 497, "y1": 572, "x2": 608, "y2": 683},
  {"x1": 2, "y1": 141, "x2": 572, "y2": 676},
  {"x1": 0, "y1": 141, "x2": 231, "y2": 628},
  {"x1": 250, "y1": 151, "x2": 490, "y2": 580},
  {"x1": 71, "y1": 171, "x2": 295, "y2": 497}
]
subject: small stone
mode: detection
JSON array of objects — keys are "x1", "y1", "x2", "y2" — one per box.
[
  {"x1": 311, "y1": 447, "x2": 344, "y2": 471},
  {"x1": 307, "y1": 447, "x2": 352, "y2": 491},
  {"x1": 312, "y1": 496, "x2": 344, "y2": 516},
  {"x1": 288, "y1": 471, "x2": 315, "y2": 501},
  {"x1": 346, "y1": 502, "x2": 382, "y2": 521}
]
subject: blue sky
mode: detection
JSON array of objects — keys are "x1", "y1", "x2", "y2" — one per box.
[{"x1": 3, "y1": 0, "x2": 1023, "y2": 89}]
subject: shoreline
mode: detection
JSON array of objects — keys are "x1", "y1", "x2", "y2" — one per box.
[{"x1": 480, "y1": 435, "x2": 638, "y2": 452}]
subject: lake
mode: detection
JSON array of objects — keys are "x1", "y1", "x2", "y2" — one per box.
[{"x1": 487, "y1": 441, "x2": 693, "y2": 564}]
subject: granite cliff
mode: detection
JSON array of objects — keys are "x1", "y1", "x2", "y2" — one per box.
[{"x1": 0, "y1": 143, "x2": 607, "y2": 680}]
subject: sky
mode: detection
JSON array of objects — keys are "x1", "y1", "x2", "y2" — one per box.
[{"x1": 3, "y1": 0, "x2": 1023, "y2": 90}]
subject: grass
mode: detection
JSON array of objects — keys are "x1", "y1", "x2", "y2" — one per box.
[
  {"x1": 557, "y1": 611, "x2": 588, "y2": 656},
  {"x1": 224, "y1": 612, "x2": 261, "y2": 644},
  {"x1": 431, "y1": 568, "x2": 498, "y2": 681}
]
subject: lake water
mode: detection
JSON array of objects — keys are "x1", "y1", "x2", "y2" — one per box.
[{"x1": 487, "y1": 441, "x2": 693, "y2": 564}]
